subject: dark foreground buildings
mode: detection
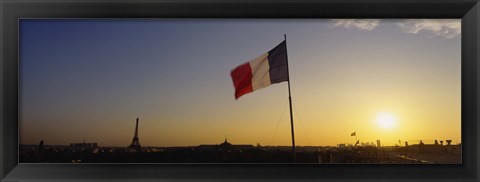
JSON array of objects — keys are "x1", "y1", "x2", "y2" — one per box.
[{"x1": 20, "y1": 139, "x2": 461, "y2": 163}]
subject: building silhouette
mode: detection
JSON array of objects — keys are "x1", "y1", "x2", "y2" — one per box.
[
  {"x1": 196, "y1": 137, "x2": 254, "y2": 152},
  {"x1": 128, "y1": 117, "x2": 141, "y2": 152},
  {"x1": 70, "y1": 140, "x2": 99, "y2": 153}
]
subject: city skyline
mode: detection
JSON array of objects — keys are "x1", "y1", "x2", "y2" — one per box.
[{"x1": 20, "y1": 19, "x2": 461, "y2": 147}]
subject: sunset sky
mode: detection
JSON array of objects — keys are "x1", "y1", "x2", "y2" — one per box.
[{"x1": 19, "y1": 19, "x2": 461, "y2": 147}]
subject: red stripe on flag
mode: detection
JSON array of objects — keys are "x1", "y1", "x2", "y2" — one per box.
[{"x1": 230, "y1": 62, "x2": 253, "y2": 99}]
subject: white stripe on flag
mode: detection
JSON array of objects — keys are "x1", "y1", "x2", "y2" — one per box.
[{"x1": 248, "y1": 52, "x2": 271, "y2": 90}]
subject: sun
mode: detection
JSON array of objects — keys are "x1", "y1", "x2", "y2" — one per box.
[{"x1": 376, "y1": 112, "x2": 396, "y2": 129}]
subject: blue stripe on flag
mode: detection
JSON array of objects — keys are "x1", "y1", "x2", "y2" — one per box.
[{"x1": 267, "y1": 41, "x2": 289, "y2": 84}]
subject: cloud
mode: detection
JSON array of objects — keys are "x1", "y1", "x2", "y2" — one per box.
[
  {"x1": 397, "y1": 19, "x2": 460, "y2": 38},
  {"x1": 331, "y1": 19, "x2": 381, "y2": 31}
]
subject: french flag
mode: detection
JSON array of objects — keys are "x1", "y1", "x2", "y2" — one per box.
[{"x1": 231, "y1": 41, "x2": 289, "y2": 99}]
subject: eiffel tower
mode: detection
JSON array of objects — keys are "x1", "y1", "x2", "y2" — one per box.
[{"x1": 128, "y1": 117, "x2": 141, "y2": 151}]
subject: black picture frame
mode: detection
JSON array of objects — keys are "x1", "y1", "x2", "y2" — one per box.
[{"x1": 1, "y1": 0, "x2": 479, "y2": 181}]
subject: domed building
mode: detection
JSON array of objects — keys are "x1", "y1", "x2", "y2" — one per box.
[
  {"x1": 219, "y1": 138, "x2": 232, "y2": 150},
  {"x1": 196, "y1": 137, "x2": 254, "y2": 152}
]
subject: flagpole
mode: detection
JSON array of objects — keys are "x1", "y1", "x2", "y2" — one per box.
[{"x1": 284, "y1": 34, "x2": 296, "y2": 163}]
